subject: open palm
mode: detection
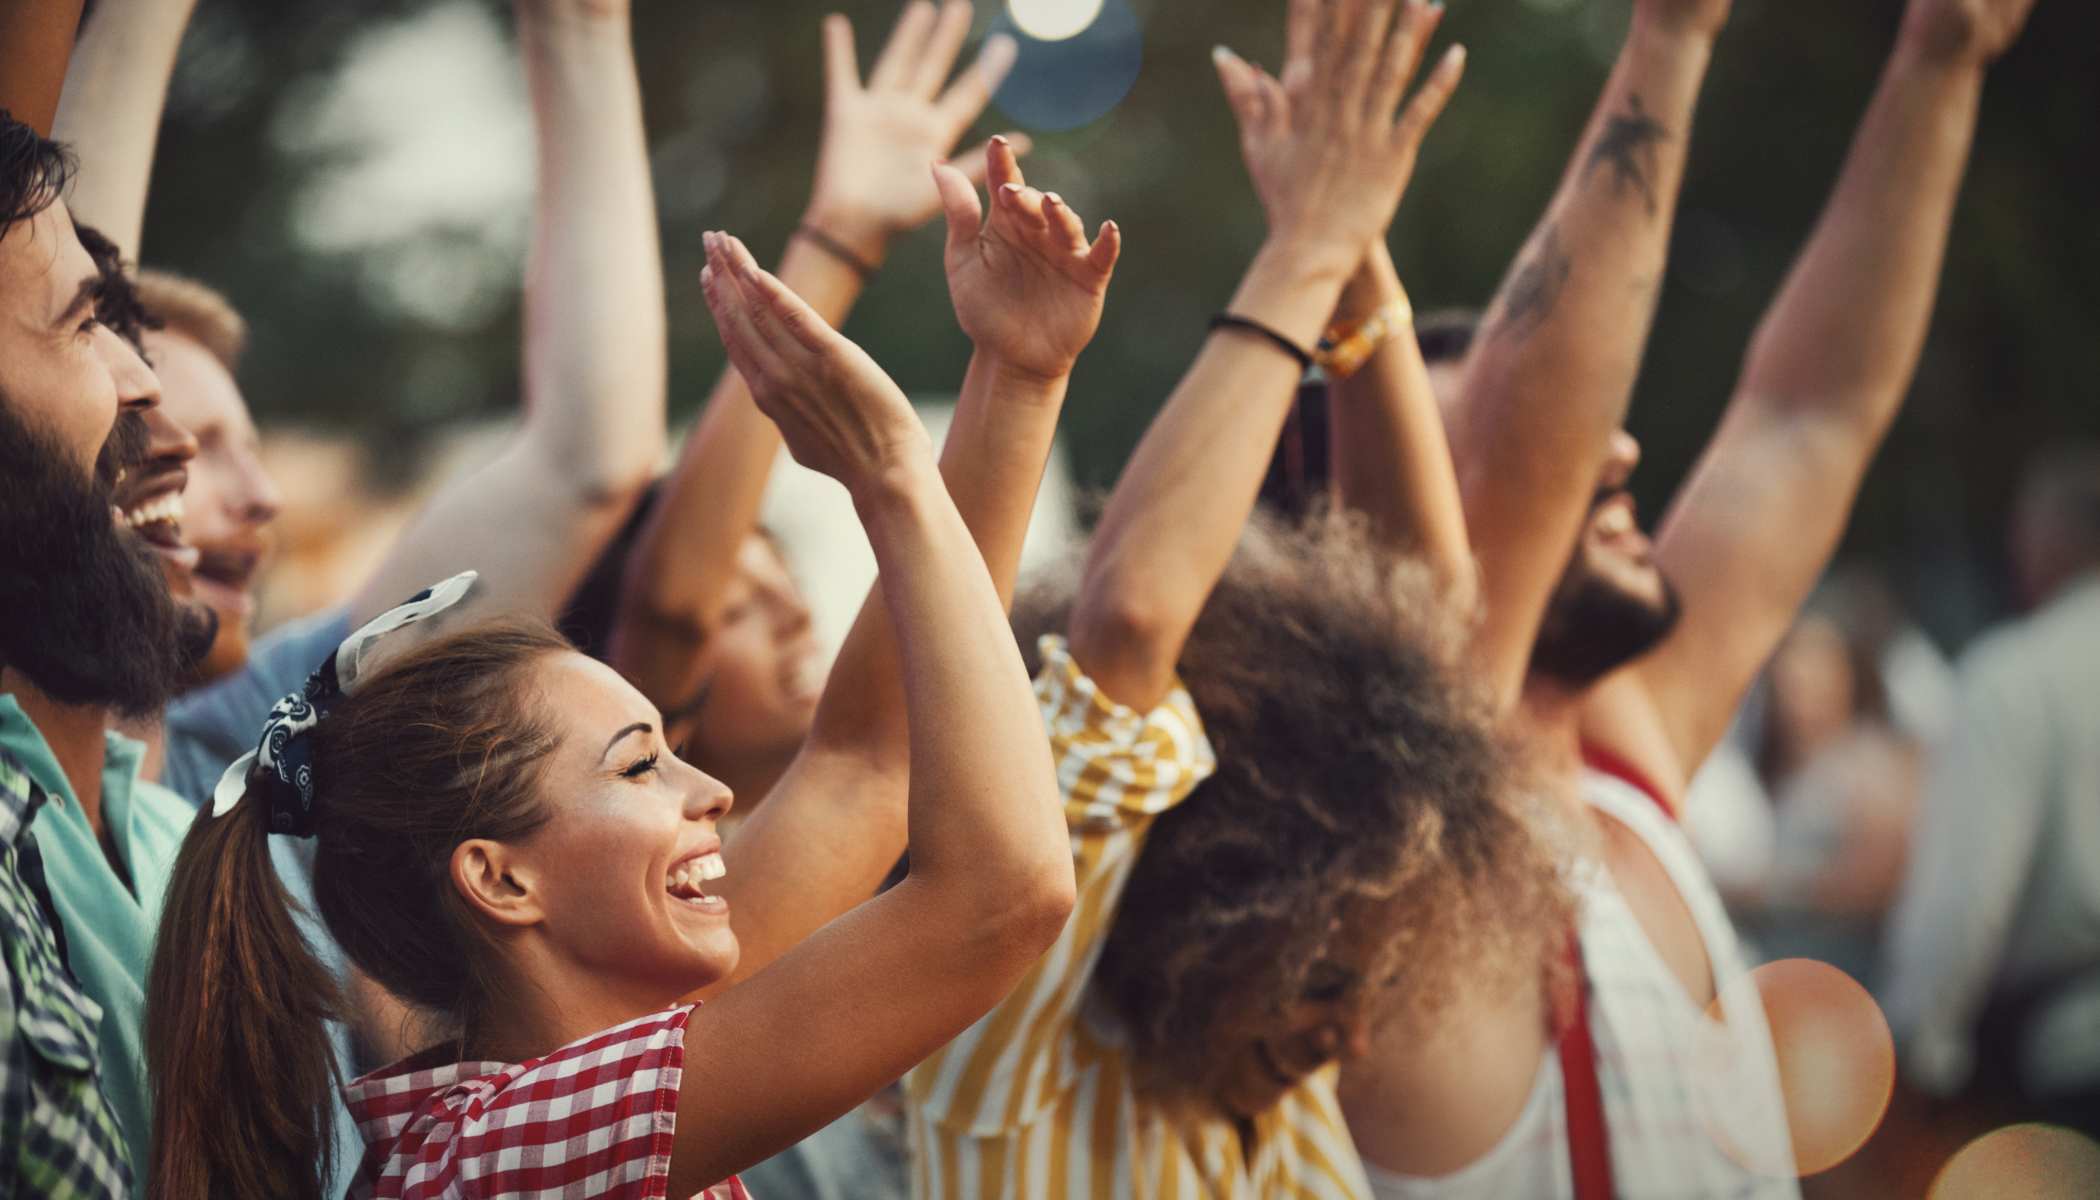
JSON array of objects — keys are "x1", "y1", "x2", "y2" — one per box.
[
  {"x1": 937, "y1": 138, "x2": 1121, "y2": 381},
  {"x1": 808, "y1": 2, "x2": 1026, "y2": 248}
]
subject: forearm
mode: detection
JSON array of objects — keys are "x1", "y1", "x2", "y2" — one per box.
[
  {"x1": 1329, "y1": 245, "x2": 1474, "y2": 594},
  {"x1": 609, "y1": 236, "x2": 869, "y2": 707},
  {"x1": 0, "y1": 0, "x2": 86, "y2": 135},
  {"x1": 707, "y1": 348, "x2": 1072, "y2": 989},
  {"x1": 856, "y1": 459, "x2": 1065, "y2": 900},
  {"x1": 515, "y1": 2, "x2": 665, "y2": 502},
  {"x1": 1069, "y1": 242, "x2": 1345, "y2": 708},
  {"x1": 1733, "y1": 39, "x2": 1985, "y2": 437},
  {"x1": 1454, "y1": 12, "x2": 1717, "y2": 703},
  {"x1": 1637, "y1": 33, "x2": 1996, "y2": 764},
  {"x1": 49, "y1": 0, "x2": 200, "y2": 257}
]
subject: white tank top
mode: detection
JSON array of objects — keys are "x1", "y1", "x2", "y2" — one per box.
[{"x1": 1363, "y1": 769, "x2": 1800, "y2": 1200}]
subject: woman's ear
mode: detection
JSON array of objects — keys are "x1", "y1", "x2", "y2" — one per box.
[{"x1": 451, "y1": 840, "x2": 543, "y2": 928}]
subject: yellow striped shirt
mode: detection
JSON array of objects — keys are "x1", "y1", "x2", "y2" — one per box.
[{"x1": 906, "y1": 636, "x2": 1373, "y2": 1200}]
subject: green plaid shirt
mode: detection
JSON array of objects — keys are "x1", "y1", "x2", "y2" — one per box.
[{"x1": 0, "y1": 748, "x2": 132, "y2": 1200}]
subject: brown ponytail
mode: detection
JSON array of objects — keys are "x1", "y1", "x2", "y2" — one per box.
[{"x1": 146, "y1": 620, "x2": 575, "y2": 1200}]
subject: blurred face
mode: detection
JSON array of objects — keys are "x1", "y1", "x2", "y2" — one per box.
[
  {"x1": 1767, "y1": 616, "x2": 1856, "y2": 755},
  {"x1": 1529, "y1": 431, "x2": 1683, "y2": 686},
  {"x1": 1209, "y1": 920, "x2": 1384, "y2": 1120},
  {"x1": 503, "y1": 653, "x2": 738, "y2": 1003},
  {"x1": 146, "y1": 328, "x2": 281, "y2": 681},
  {"x1": 672, "y1": 534, "x2": 826, "y2": 772}
]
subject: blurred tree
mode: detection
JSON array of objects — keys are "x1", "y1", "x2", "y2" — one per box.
[{"x1": 135, "y1": 0, "x2": 2097, "y2": 646}]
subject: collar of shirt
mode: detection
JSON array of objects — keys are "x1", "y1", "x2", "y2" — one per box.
[{"x1": 0, "y1": 693, "x2": 153, "y2": 854}]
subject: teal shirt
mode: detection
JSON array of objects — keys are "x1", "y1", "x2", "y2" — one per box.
[{"x1": 0, "y1": 695, "x2": 194, "y2": 1178}]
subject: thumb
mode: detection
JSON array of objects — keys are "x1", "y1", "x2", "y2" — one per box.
[{"x1": 932, "y1": 160, "x2": 985, "y2": 253}]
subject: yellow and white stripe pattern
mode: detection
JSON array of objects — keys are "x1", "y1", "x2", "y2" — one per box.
[{"x1": 906, "y1": 636, "x2": 1374, "y2": 1200}]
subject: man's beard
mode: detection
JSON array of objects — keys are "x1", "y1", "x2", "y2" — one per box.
[
  {"x1": 0, "y1": 403, "x2": 216, "y2": 718},
  {"x1": 1528, "y1": 530, "x2": 1684, "y2": 689}
]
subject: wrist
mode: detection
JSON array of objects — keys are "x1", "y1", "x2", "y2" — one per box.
[
  {"x1": 1627, "y1": 4, "x2": 1725, "y2": 48},
  {"x1": 848, "y1": 444, "x2": 943, "y2": 523},
  {"x1": 1891, "y1": 12, "x2": 2003, "y2": 73},
  {"x1": 799, "y1": 202, "x2": 894, "y2": 268},
  {"x1": 975, "y1": 350, "x2": 1072, "y2": 400},
  {"x1": 1229, "y1": 243, "x2": 1352, "y2": 350}
]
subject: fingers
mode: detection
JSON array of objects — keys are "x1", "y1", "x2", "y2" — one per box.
[
  {"x1": 701, "y1": 235, "x2": 787, "y2": 384},
  {"x1": 868, "y1": 0, "x2": 938, "y2": 92},
  {"x1": 1337, "y1": 0, "x2": 1400, "y2": 113},
  {"x1": 821, "y1": 14, "x2": 862, "y2": 101},
  {"x1": 1086, "y1": 219, "x2": 1123, "y2": 275},
  {"x1": 933, "y1": 159, "x2": 986, "y2": 255},
  {"x1": 1212, "y1": 45, "x2": 1269, "y2": 133},
  {"x1": 911, "y1": 0, "x2": 975, "y2": 99},
  {"x1": 1369, "y1": 0, "x2": 1446, "y2": 122},
  {"x1": 948, "y1": 129, "x2": 1030, "y2": 188},
  {"x1": 1282, "y1": 0, "x2": 1320, "y2": 88},
  {"x1": 994, "y1": 180, "x2": 1052, "y2": 233},
  {"x1": 1041, "y1": 192, "x2": 1088, "y2": 251},
  {"x1": 716, "y1": 233, "x2": 832, "y2": 358},
  {"x1": 1394, "y1": 42, "x2": 1465, "y2": 148},
  {"x1": 936, "y1": 33, "x2": 1018, "y2": 125}
]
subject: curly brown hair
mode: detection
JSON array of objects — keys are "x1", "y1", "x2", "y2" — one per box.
[{"x1": 1016, "y1": 508, "x2": 1569, "y2": 1113}]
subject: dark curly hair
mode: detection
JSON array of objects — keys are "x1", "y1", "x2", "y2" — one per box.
[{"x1": 1016, "y1": 507, "x2": 1569, "y2": 1113}]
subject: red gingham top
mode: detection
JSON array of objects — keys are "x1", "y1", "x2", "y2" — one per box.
[{"x1": 342, "y1": 1004, "x2": 750, "y2": 1200}]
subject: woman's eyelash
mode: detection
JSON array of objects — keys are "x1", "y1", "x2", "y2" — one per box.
[{"x1": 621, "y1": 753, "x2": 660, "y2": 779}]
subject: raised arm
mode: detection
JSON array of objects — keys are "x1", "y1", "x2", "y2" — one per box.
[
  {"x1": 1605, "y1": 0, "x2": 2038, "y2": 773},
  {"x1": 700, "y1": 139, "x2": 1118, "y2": 991},
  {"x1": 1327, "y1": 238, "x2": 1474, "y2": 599},
  {"x1": 349, "y1": 0, "x2": 664, "y2": 625},
  {"x1": 609, "y1": 0, "x2": 1019, "y2": 713},
  {"x1": 670, "y1": 230, "x2": 1074, "y2": 1194},
  {"x1": 1451, "y1": 0, "x2": 1729, "y2": 712},
  {"x1": 50, "y1": 0, "x2": 200, "y2": 257},
  {"x1": 0, "y1": 0, "x2": 85, "y2": 135},
  {"x1": 1070, "y1": 0, "x2": 1463, "y2": 710}
]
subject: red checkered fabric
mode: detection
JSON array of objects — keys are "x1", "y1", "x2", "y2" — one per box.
[{"x1": 343, "y1": 1004, "x2": 750, "y2": 1200}]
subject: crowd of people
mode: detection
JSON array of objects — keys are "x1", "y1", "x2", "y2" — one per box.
[{"x1": 0, "y1": 0, "x2": 2087, "y2": 1197}]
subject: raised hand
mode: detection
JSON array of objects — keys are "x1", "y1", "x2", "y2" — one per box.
[
  {"x1": 1212, "y1": 0, "x2": 1465, "y2": 281},
  {"x1": 699, "y1": 231, "x2": 932, "y2": 495},
  {"x1": 934, "y1": 136, "x2": 1122, "y2": 382},
  {"x1": 1899, "y1": 0, "x2": 2038, "y2": 65},
  {"x1": 807, "y1": 1, "x2": 1026, "y2": 262}
]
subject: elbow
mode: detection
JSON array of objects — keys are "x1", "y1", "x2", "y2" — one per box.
[
  {"x1": 993, "y1": 858, "x2": 1078, "y2": 962},
  {"x1": 1067, "y1": 584, "x2": 1174, "y2": 679}
]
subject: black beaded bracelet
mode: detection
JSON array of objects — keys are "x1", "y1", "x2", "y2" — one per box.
[
  {"x1": 1208, "y1": 313, "x2": 1314, "y2": 373},
  {"x1": 794, "y1": 224, "x2": 880, "y2": 281}
]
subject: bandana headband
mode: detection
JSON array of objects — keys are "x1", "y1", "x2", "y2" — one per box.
[{"x1": 211, "y1": 572, "x2": 479, "y2": 834}]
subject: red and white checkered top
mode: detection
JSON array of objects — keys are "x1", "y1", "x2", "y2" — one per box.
[{"x1": 342, "y1": 1003, "x2": 750, "y2": 1200}]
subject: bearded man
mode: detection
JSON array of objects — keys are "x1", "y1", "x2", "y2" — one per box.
[{"x1": 0, "y1": 109, "x2": 220, "y2": 1183}]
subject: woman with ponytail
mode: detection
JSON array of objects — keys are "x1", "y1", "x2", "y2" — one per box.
[{"x1": 143, "y1": 192, "x2": 1110, "y2": 1198}]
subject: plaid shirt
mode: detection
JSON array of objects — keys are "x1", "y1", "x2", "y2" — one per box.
[
  {"x1": 0, "y1": 748, "x2": 133, "y2": 1200},
  {"x1": 343, "y1": 1004, "x2": 749, "y2": 1200}
]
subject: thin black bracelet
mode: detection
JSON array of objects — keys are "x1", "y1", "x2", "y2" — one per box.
[
  {"x1": 1208, "y1": 313, "x2": 1314, "y2": 373},
  {"x1": 794, "y1": 224, "x2": 880, "y2": 281}
]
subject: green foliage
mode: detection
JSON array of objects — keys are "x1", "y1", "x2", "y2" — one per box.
[{"x1": 139, "y1": 0, "x2": 2099, "y2": 642}]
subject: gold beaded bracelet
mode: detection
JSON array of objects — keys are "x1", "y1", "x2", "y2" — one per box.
[{"x1": 1316, "y1": 299, "x2": 1414, "y2": 380}]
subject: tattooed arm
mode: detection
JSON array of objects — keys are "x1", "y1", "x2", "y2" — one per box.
[
  {"x1": 1583, "y1": 0, "x2": 2039, "y2": 789},
  {"x1": 1451, "y1": 0, "x2": 1729, "y2": 712}
]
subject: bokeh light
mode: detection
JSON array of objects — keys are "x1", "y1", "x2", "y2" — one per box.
[
  {"x1": 1690, "y1": 958, "x2": 1895, "y2": 1177},
  {"x1": 1008, "y1": 0, "x2": 1107, "y2": 41},
  {"x1": 988, "y1": 0, "x2": 1142, "y2": 133},
  {"x1": 1929, "y1": 1124, "x2": 2100, "y2": 1199}
]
